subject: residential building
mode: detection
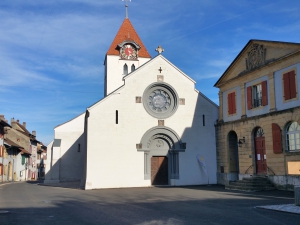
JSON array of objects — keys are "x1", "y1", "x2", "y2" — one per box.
[{"x1": 215, "y1": 40, "x2": 300, "y2": 190}]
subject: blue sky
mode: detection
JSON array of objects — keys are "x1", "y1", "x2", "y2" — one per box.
[{"x1": 1, "y1": 0, "x2": 300, "y2": 145}]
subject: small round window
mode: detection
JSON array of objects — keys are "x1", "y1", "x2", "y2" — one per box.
[{"x1": 143, "y1": 82, "x2": 178, "y2": 119}]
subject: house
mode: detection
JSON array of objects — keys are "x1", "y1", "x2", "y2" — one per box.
[
  {"x1": 0, "y1": 115, "x2": 46, "y2": 182},
  {"x1": 215, "y1": 40, "x2": 300, "y2": 190},
  {"x1": 0, "y1": 116, "x2": 31, "y2": 181},
  {"x1": 46, "y1": 13, "x2": 219, "y2": 190}
]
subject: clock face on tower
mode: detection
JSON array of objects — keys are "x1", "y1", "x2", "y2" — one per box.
[{"x1": 120, "y1": 44, "x2": 137, "y2": 60}]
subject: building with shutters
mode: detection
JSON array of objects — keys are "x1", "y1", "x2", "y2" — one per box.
[
  {"x1": 215, "y1": 40, "x2": 300, "y2": 190},
  {"x1": 45, "y1": 11, "x2": 219, "y2": 190}
]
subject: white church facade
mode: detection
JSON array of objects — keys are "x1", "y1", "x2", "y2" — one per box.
[{"x1": 45, "y1": 15, "x2": 219, "y2": 190}]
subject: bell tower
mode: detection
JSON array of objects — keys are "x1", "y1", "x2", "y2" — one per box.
[{"x1": 104, "y1": 4, "x2": 151, "y2": 96}]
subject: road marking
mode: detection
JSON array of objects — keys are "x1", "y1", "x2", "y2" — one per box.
[{"x1": 0, "y1": 211, "x2": 9, "y2": 214}]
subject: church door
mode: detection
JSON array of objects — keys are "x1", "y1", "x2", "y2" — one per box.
[
  {"x1": 151, "y1": 156, "x2": 168, "y2": 185},
  {"x1": 254, "y1": 128, "x2": 267, "y2": 174}
]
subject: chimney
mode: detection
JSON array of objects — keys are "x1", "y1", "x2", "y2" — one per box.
[
  {"x1": 32, "y1": 131, "x2": 36, "y2": 136},
  {"x1": 11, "y1": 118, "x2": 15, "y2": 123},
  {"x1": 0, "y1": 115, "x2": 4, "y2": 120},
  {"x1": 23, "y1": 122, "x2": 26, "y2": 128},
  {"x1": 17, "y1": 119, "x2": 19, "y2": 123}
]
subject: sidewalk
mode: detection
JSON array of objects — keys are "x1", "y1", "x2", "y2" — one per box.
[{"x1": 38, "y1": 180, "x2": 82, "y2": 189}]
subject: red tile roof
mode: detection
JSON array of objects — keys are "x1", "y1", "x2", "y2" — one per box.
[{"x1": 107, "y1": 18, "x2": 151, "y2": 58}]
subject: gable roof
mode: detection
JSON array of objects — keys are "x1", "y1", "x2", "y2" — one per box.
[
  {"x1": 106, "y1": 18, "x2": 151, "y2": 58},
  {"x1": 87, "y1": 54, "x2": 209, "y2": 110},
  {"x1": 214, "y1": 39, "x2": 300, "y2": 87}
]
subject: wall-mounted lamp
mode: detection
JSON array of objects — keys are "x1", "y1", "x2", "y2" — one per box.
[{"x1": 238, "y1": 137, "x2": 246, "y2": 147}]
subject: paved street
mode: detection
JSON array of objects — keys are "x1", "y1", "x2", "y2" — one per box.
[{"x1": 0, "y1": 182, "x2": 299, "y2": 225}]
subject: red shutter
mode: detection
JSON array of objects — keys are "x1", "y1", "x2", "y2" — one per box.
[
  {"x1": 289, "y1": 70, "x2": 297, "y2": 99},
  {"x1": 232, "y1": 92, "x2": 236, "y2": 114},
  {"x1": 272, "y1": 123, "x2": 282, "y2": 154},
  {"x1": 247, "y1": 86, "x2": 252, "y2": 109},
  {"x1": 283, "y1": 72, "x2": 291, "y2": 100},
  {"x1": 261, "y1": 80, "x2": 268, "y2": 106},
  {"x1": 228, "y1": 93, "x2": 232, "y2": 115}
]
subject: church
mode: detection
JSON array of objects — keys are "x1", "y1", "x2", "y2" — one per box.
[{"x1": 45, "y1": 10, "x2": 219, "y2": 190}]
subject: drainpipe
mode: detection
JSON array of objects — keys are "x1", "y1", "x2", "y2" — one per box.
[{"x1": 1, "y1": 141, "x2": 3, "y2": 183}]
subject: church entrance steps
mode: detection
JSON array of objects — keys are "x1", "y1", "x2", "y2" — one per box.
[{"x1": 225, "y1": 176, "x2": 276, "y2": 192}]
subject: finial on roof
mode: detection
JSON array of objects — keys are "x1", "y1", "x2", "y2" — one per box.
[
  {"x1": 155, "y1": 46, "x2": 164, "y2": 55},
  {"x1": 122, "y1": 0, "x2": 131, "y2": 18}
]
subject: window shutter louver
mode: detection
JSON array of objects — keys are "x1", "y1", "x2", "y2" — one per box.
[
  {"x1": 232, "y1": 92, "x2": 236, "y2": 114},
  {"x1": 262, "y1": 80, "x2": 268, "y2": 106},
  {"x1": 283, "y1": 72, "x2": 291, "y2": 100},
  {"x1": 272, "y1": 123, "x2": 282, "y2": 154},
  {"x1": 247, "y1": 86, "x2": 252, "y2": 109},
  {"x1": 289, "y1": 71, "x2": 297, "y2": 99},
  {"x1": 228, "y1": 93, "x2": 232, "y2": 114}
]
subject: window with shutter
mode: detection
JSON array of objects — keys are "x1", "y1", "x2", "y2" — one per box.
[
  {"x1": 283, "y1": 70, "x2": 297, "y2": 101},
  {"x1": 227, "y1": 92, "x2": 236, "y2": 115},
  {"x1": 247, "y1": 80, "x2": 268, "y2": 109},
  {"x1": 272, "y1": 123, "x2": 282, "y2": 154}
]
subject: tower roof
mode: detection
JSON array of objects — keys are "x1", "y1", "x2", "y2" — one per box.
[{"x1": 106, "y1": 18, "x2": 151, "y2": 58}]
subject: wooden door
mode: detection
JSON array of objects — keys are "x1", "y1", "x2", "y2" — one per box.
[
  {"x1": 151, "y1": 156, "x2": 168, "y2": 185},
  {"x1": 255, "y1": 136, "x2": 267, "y2": 174}
]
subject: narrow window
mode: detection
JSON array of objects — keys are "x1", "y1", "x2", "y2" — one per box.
[
  {"x1": 78, "y1": 143, "x2": 80, "y2": 152},
  {"x1": 116, "y1": 110, "x2": 118, "y2": 124},
  {"x1": 202, "y1": 115, "x2": 205, "y2": 126},
  {"x1": 252, "y1": 83, "x2": 262, "y2": 108},
  {"x1": 123, "y1": 64, "x2": 128, "y2": 75},
  {"x1": 131, "y1": 64, "x2": 135, "y2": 72}
]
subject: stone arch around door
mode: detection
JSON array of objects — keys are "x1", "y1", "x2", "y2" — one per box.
[
  {"x1": 253, "y1": 127, "x2": 267, "y2": 174},
  {"x1": 228, "y1": 131, "x2": 239, "y2": 173},
  {"x1": 137, "y1": 126, "x2": 186, "y2": 185}
]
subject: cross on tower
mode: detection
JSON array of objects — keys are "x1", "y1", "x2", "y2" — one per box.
[
  {"x1": 158, "y1": 67, "x2": 162, "y2": 73},
  {"x1": 122, "y1": 0, "x2": 131, "y2": 18}
]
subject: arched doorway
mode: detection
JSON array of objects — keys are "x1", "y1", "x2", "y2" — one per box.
[
  {"x1": 138, "y1": 126, "x2": 186, "y2": 185},
  {"x1": 228, "y1": 131, "x2": 239, "y2": 173},
  {"x1": 254, "y1": 127, "x2": 267, "y2": 174}
]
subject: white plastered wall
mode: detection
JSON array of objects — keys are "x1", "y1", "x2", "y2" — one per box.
[
  {"x1": 105, "y1": 55, "x2": 151, "y2": 95},
  {"x1": 85, "y1": 55, "x2": 218, "y2": 189},
  {"x1": 52, "y1": 113, "x2": 86, "y2": 182}
]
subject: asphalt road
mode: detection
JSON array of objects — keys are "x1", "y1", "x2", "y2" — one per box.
[{"x1": 0, "y1": 182, "x2": 299, "y2": 225}]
